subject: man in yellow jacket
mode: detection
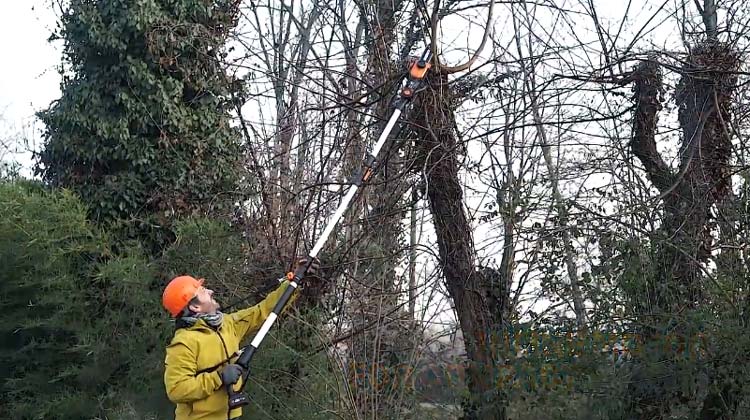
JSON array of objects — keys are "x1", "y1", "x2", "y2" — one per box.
[{"x1": 161, "y1": 259, "x2": 318, "y2": 420}]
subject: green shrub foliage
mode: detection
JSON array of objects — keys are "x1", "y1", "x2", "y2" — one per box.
[{"x1": 0, "y1": 180, "x2": 343, "y2": 419}]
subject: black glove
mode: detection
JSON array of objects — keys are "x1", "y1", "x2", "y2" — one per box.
[
  {"x1": 296, "y1": 257, "x2": 321, "y2": 277},
  {"x1": 296, "y1": 257, "x2": 330, "y2": 299},
  {"x1": 219, "y1": 364, "x2": 243, "y2": 386}
]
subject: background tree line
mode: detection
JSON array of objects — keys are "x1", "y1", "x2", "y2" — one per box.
[{"x1": 2, "y1": 0, "x2": 750, "y2": 419}]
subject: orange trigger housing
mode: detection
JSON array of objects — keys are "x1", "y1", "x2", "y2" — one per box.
[{"x1": 409, "y1": 60, "x2": 431, "y2": 80}]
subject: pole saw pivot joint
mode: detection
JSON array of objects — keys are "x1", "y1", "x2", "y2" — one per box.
[{"x1": 394, "y1": 49, "x2": 432, "y2": 109}]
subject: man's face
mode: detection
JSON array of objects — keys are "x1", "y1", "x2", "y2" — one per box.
[{"x1": 187, "y1": 285, "x2": 220, "y2": 315}]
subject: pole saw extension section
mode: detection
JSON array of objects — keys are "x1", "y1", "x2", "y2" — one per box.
[{"x1": 227, "y1": 48, "x2": 432, "y2": 409}]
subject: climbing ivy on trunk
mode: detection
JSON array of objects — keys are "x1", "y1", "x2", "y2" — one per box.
[{"x1": 37, "y1": 0, "x2": 245, "y2": 251}]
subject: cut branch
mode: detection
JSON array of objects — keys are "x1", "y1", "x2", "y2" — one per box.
[
  {"x1": 430, "y1": 0, "x2": 495, "y2": 74},
  {"x1": 630, "y1": 58, "x2": 674, "y2": 192}
]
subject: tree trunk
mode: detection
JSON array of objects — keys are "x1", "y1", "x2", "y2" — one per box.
[
  {"x1": 412, "y1": 71, "x2": 506, "y2": 420},
  {"x1": 626, "y1": 44, "x2": 739, "y2": 419}
]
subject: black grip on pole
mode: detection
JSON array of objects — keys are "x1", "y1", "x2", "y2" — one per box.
[
  {"x1": 235, "y1": 344, "x2": 257, "y2": 369},
  {"x1": 233, "y1": 347, "x2": 256, "y2": 395},
  {"x1": 270, "y1": 282, "x2": 297, "y2": 316}
]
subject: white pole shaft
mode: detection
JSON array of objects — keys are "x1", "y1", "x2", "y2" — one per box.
[
  {"x1": 250, "y1": 312, "x2": 277, "y2": 348},
  {"x1": 308, "y1": 108, "x2": 403, "y2": 258},
  {"x1": 248, "y1": 108, "x2": 403, "y2": 356}
]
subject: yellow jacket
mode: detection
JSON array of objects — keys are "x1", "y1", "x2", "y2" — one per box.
[{"x1": 164, "y1": 281, "x2": 298, "y2": 420}]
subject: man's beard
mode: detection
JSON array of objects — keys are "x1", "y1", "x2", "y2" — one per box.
[{"x1": 209, "y1": 299, "x2": 221, "y2": 313}]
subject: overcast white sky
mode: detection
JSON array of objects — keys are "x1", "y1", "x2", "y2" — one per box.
[
  {"x1": 0, "y1": 0, "x2": 680, "y2": 171},
  {"x1": 0, "y1": 1, "x2": 61, "y2": 171}
]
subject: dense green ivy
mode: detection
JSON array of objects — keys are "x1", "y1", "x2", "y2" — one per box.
[{"x1": 37, "y1": 0, "x2": 245, "y2": 247}]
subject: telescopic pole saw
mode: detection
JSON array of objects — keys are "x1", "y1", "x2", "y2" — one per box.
[{"x1": 227, "y1": 47, "x2": 433, "y2": 409}]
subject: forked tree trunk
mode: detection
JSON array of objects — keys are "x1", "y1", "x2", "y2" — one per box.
[
  {"x1": 412, "y1": 71, "x2": 507, "y2": 420},
  {"x1": 626, "y1": 43, "x2": 739, "y2": 419}
]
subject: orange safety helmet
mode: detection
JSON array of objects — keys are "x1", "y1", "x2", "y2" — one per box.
[{"x1": 162, "y1": 275, "x2": 204, "y2": 317}]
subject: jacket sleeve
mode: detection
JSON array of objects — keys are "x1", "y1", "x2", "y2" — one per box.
[
  {"x1": 164, "y1": 340, "x2": 223, "y2": 403},
  {"x1": 229, "y1": 280, "x2": 299, "y2": 340}
]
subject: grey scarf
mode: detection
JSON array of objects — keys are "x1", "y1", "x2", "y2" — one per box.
[{"x1": 177, "y1": 311, "x2": 224, "y2": 329}]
